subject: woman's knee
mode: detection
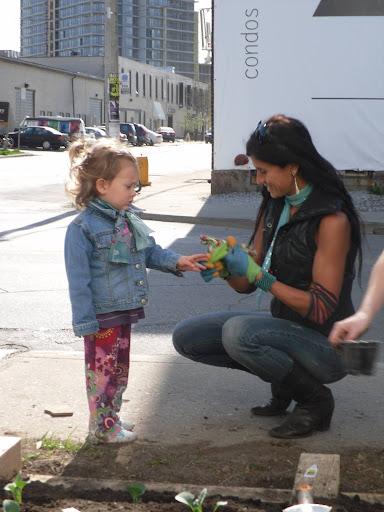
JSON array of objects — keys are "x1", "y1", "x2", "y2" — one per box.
[
  {"x1": 222, "y1": 315, "x2": 252, "y2": 357},
  {"x1": 172, "y1": 319, "x2": 193, "y2": 356}
]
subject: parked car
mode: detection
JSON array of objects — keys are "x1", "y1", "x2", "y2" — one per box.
[
  {"x1": 120, "y1": 123, "x2": 137, "y2": 146},
  {"x1": 157, "y1": 126, "x2": 175, "y2": 142},
  {"x1": 205, "y1": 130, "x2": 213, "y2": 143},
  {"x1": 145, "y1": 128, "x2": 163, "y2": 145},
  {"x1": 133, "y1": 123, "x2": 151, "y2": 146},
  {"x1": 85, "y1": 126, "x2": 108, "y2": 139},
  {"x1": 97, "y1": 125, "x2": 128, "y2": 144},
  {"x1": 8, "y1": 126, "x2": 68, "y2": 150}
]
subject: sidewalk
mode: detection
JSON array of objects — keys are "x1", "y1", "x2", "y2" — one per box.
[
  {"x1": 1, "y1": 350, "x2": 383, "y2": 450},
  {"x1": 134, "y1": 169, "x2": 384, "y2": 233},
  {"x1": 0, "y1": 167, "x2": 384, "y2": 451}
]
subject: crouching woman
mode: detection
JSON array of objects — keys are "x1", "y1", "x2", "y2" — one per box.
[{"x1": 173, "y1": 114, "x2": 362, "y2": 438}]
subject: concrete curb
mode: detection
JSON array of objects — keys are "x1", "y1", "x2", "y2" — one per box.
[
  {"x1": 26, "y1": 474, "x2": 292, "y2": 504},
  {"x1": 24, "y1": 475, "x2": 384, "y2": 506},
  {"x1": 140, "y1": 212, "x2": 384, "y2": 235},
  {"x1": 140, "y1": 212, "x2": 254, "y2": 229}
]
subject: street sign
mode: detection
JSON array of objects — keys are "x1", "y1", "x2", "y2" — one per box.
[{"x1": 108, "y1": 74, "x2": 120, "y2": 123}]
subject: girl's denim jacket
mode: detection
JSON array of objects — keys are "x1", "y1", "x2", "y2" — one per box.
[{"x1": 64, "y1": 203, "x2": 181, "y2": 337}]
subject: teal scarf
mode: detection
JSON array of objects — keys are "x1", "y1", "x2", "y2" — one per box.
[
  {"x1": 90, "y1": 198, "x2": 153, "y2": 262},
  {"x1": 261, "y1": 183, "x2": 314, "y2": 273}
]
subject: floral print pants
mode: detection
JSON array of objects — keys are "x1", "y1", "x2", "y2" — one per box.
[{"x1": 84, "y1": 325, "x2": 131, "y2": 439}]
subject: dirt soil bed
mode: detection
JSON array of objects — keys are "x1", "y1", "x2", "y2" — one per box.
[
  {"x1": 3, "y1": 490, "x2": 384, "y2": 512},
  {"x1": 2, "y1": 438, "x2": 384, "y2": 511},
  {"x1": 20, "y1": 439, "x2": 384, "y2": 493}
]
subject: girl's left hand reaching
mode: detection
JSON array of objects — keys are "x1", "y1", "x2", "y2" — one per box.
[{"x1": 177, "y1": 254, "x2": 208, "y2": 272}]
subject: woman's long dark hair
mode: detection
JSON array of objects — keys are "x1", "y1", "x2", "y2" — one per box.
[{"x1": 246, "y1": 114, "x2": 362, "y2": 276}]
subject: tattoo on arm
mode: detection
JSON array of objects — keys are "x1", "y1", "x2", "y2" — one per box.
[{"x1": 306, "y1": 281, "x2": 338, "y2": 324}]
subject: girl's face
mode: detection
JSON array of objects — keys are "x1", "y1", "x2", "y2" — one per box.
[
  {"x1": 250, "y1": 157, "x2": 298, "y2": 198},
  {"x1": 96, "y1": 159, "x2": 138, "y2": 210}
]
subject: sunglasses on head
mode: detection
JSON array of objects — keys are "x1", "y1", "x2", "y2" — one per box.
[{"x1": 254, "y1": 120, "x2": 268, "y2": 143}]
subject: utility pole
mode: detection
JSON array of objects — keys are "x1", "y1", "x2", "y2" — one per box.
[{"x1": 104, "y1": 0, "x2": 120, "y2": 138}]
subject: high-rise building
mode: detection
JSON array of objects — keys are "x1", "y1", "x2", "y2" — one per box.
[{"x1": 20, "y1": 0, "x2": 197, "y2": 78}]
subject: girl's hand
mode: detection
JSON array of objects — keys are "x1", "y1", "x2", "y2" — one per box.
[
  {"x1": 177, "y1": 254, "x2": 208, "y2": 272},
  {"x1": 328, "y1": 311, "x2": 371, "y2": 346}
]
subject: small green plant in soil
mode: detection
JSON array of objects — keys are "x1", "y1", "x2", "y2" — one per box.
[
  {"x1": 2, "y1": 501, "x2": 20, "y2": 512},
  {"x1": 175, "y1": 488, "x2": 227, "y2": 512},
  {"x1": 2, "y1": 472, "x2": 29, "y2": 512},
  {"x1": 127, "y1": 482, "x2": 146, "y2": 503}
]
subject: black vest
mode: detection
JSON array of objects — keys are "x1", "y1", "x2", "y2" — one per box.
[{"x1": 261, "y1": 188, "x2": 357, "y2": 336}]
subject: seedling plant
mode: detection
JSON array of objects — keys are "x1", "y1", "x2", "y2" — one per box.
[
  {"x1": 175, "y1": 488, "x2": 227, "y2": 512},
  {"x1": 2, "y1": 473, "x2": 28, "y2": 512},
  {"x1": 127, "y1": 482, "x2": 146, "y2": 503}
]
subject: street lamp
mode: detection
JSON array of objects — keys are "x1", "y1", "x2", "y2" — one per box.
[{"x1": 104, "y1": 0, "x2": 120, "y2": 138}]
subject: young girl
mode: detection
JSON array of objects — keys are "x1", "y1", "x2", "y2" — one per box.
[{"x1": 64, "y1": 138, "x2": 206, "y2": 445}]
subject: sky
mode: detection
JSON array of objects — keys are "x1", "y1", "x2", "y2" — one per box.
[
  {"x1": 0, "y1": 0, "x2": 20, "y2": 51},
  {"x1": 0, "y1": 0, "x2": 211, "y2": 52}
]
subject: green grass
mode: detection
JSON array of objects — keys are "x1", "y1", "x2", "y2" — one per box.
[
  {"x1": 0, "y1": 149, "x2": 21, "y2": 156},
  {"x1": 147, "y1": 457, "x2": 170, "y2": 466},
  {"x1": 39, "y1": 432, "x2": 82, "y2": 454},
  {"x1": 22, "y1": 452, "x2": 40, "y2": 462},
  {"x1": 369, "y1": 181, "x2": 384, "y2": 195}
]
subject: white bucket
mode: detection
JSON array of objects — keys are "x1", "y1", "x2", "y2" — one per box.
[{"x1": 283, "y1": 505, "x2": 332, "y2": 512}]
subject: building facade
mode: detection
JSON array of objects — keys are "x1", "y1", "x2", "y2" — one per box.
[
  {"x1": 0, "y1": 55, "x2": 209, "y2": 139},
  {"x1": 21, "y1": 0, "x2": 198, "y2": 78}
]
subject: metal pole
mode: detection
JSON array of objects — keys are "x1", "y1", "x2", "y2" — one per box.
[{"x1": 104, "y1": 0, "x2": 120, "y2": 138}]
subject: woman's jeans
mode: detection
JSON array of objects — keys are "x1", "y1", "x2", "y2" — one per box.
[{"x1": 173, "y1": 312, "x2": 346, "y2": 385}]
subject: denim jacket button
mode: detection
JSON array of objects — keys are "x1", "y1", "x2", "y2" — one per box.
[
  {"x1": 131, "y1": 248, "x2": 136, "y2": 253},
  {"x1": 140, "y1": 298, "x2": 147, "y2": 304},
  {"x1": 136, "y1": 280, "x2": 144, "y2": 286},
  {"x1": 135, "y1": 263, "x2": 141, "y2": 269}
]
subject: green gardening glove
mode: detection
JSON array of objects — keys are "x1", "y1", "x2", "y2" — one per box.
[{"x1": 223, "y1": 244, "x2": 262, "y2": 283}]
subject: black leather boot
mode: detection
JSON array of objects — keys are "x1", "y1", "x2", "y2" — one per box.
[
  {"x1": 269, "y1": 364, "x2": 334, "y2": 439},
  {"x1": 251, "y1": 383, "x2": 292, "y2": 416}
]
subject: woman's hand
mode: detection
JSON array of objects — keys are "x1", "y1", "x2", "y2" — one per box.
[
  {"x1": 224, "y1": 244, "x2": 262, "y2": 283},
  {"x1": 328, "y1": 311, "x2": 371, "y2": 346},
  {"x1": 177, "y1": 254, "x2": 208, "y2": 272}
]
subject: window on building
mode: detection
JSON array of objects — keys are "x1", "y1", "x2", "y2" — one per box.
[
  {"x1": 155, "y1": 78, "x2": 158, "y2": 99},
  {"x1": 142, "y1": 74, "x2": 146, "y2": 97},
  {"x1": 178, "y1": 83, "x2": 184, "y2": 107},
  {"x1": 161, "y1": 78, "x2": 164, "y2": 100},
  {"x1": 171, "y1": 83, "x2": 174, "y2": 103},
  {"x1": 149, "y1": 75, "x2": 152, "y2": 98},
  {"x1": 136, "y1": 72, "x2": 139, "y2": 95},
  {"x1": 40, "y1": 110, "x2": 45, "y2": 115}
]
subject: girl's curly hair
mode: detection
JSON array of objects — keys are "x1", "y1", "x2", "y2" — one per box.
[{"x1": 66, "y1": 137, "x2": 138, "y2": 209}]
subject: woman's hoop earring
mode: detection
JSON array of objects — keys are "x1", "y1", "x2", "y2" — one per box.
[{"x1": 293, "y1": 174, "x2": 300, "y2": 195}]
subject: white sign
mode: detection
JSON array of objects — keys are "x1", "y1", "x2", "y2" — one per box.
[
  {"x1": 214, "y1": 0, "x2": 384, "y2": 171},
  {"x1": 121, "y1": 72, "x2": 130, "y2": 95}
]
